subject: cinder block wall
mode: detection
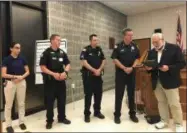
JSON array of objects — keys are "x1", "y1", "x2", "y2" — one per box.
[{"x1": 47, "y1": 1, "x2": 127, "y2": 103}]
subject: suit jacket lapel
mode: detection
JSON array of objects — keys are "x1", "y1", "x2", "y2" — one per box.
[
  {"x1": 159, "y1": 43, "x2": 168, "y2": 64},
  {"x1": 152, "y1": 49, "x2": 157, "y2": 59}
]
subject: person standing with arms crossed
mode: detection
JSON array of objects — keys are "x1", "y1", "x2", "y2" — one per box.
[
  {"x1": 80, "y1": 34, "x2": 106, "y2": 123},
  {"x1": 2, "y1": 42, "x2": 30, "y2": 133},
  {"x1": 111, "y1": 28, "x2": 140, "y2": 124},
  {"x1": 40, "y1": 34, "x2": 71, "y2": 129}
]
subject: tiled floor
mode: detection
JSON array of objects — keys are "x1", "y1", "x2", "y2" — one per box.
[{"x1": 2, "y1": 89, "x2": 186, "y2": 132}]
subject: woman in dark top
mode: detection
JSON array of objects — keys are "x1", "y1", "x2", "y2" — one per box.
[{"x1": 2, "y1": 42, "x2": 30, "y2": 133}]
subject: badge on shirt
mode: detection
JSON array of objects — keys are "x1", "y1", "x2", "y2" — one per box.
[
  {"x1": 120, "y1": 49, "x2": 125, "y2": 53},
  {"x1": 89, "y1": 53, "x2": 93, "y2": 56},
  {"x1": 50, "y1": 52, "x2": 55, "y2": 54},
  {"x1": 52, "y1": 57, "x2": 57, "y2": 60},
  {"x1": 59, "y1": 58, "x2": 63, "y2": 62},
  {"x1": 131, "y1": 46, "x2": 135, "y2": 52},
  {"x1": 98, "y1": 51, "x2": 101, "y2": 56}
]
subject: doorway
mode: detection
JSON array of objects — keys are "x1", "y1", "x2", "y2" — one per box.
[
  {"x1": 0, "y1": 1, "x2": 47, "y2": 120},
  {"x1": 133, "y1": 38, "x2": 151, "y2": 56}
]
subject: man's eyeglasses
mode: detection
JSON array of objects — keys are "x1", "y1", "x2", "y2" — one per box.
[{"x1": 14, "y1": 46, "x2": 21, "y2": 49}]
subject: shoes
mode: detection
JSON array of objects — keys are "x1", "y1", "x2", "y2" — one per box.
[
  {"x1": 58, "y1": 118, "x2": 71, "y2": 124},
  {"x1": 175, "y1": 124, "x2": 183, "y2": 132},
  {"x1": 114, "y1": 117, "x2": 121, "y2": 124},
  {"x1": 46, "y1": 122, "x2": 52, "y2": 129},
  {"x1": 94, "y1": 113, "x2": 105, "y2": 119},
  {"x1": 130, "y1": 115, "x2": 139, "y2": 123},
  {"x1": 84, "y1": 116, "x2": 90, "y2": 123},
  {"x1": 155, "y1": 120, "x2": 168, "y2": 129},
  {"x1": 6, "y1": 126, "x2": 14, "y2": 133},
  {"x1": 19, "y1": 123, "x2": 27, "y2": 130}
]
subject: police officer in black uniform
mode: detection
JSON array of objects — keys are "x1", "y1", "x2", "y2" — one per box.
[
  {"x1": 80, "y1": 34, "x2": 106, "y2": 123},
  {"x1": 40, "y1": 34, "x2": 71, "y2": 129},
  {"x1": 111, "y1": 28, "x2": 140, "y2": 124}
]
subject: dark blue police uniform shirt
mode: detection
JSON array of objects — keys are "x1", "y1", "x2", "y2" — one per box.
[
  {"x1": 2, "y1": 55, "x2": 28, "y2": 75},
  {"x1": 80, "y1": 45, "x2": 105, "y2": 69},
  {"x1": 111, "y1": 41, "x2": 140, "y2": 69},
  {"x1": 39, "y1": 48, "x2": 70, "y2": 72}
]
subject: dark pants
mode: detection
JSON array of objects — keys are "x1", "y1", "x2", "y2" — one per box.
[
  {"x1": 114, "y1": 70, "x2": 136, "y2": 118},
  {"x1": 82, "y1": 73, "x2": 103, "y2": 116},
  {"x1": 44, "y1": 80, "x2": 66, "y2": 123}
]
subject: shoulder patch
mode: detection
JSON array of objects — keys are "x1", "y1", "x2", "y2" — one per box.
[
  {"x1": 60, "y1": 50, "x2": 64, "y2": 54},
  {"x1": 82, "y1": 48, "x2": 86, "y2": 51},
  {"x1": 114, "y1": 45, "x2": 118, "y2": 49}
]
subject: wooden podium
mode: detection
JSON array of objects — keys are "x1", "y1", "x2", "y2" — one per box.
[
  {"x1": 135, "y1": 50, "x2": 186, "y2": 119},
  {"x1": 135, "y1": 67, "x2": 159, "y2": 115},
  {"x1": 135, "y1": 67, "x2": 186, "y2": 119},
  {"x1": 134, "y1": 50, "x2": 159, "y2": 115}
]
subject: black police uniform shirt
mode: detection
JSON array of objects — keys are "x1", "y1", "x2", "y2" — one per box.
[
  {"x1": 2, "y1": 55, "x2": 28, "y2": 75},
  {"x1": 80, "y1": 45, "x2": 105, "y2": 70},
  {"x1": 111, "y1": 41, "x2": 140, "y2": 71},
  {"x1": 39, "y1": 47, "x2": 70, "y2": 73}
]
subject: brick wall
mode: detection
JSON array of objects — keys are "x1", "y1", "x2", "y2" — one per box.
[{"x1": 47, "y1": 1, "x2": 127, "y2": 103}]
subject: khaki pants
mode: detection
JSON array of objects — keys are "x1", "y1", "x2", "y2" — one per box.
[
  {"x1": 4, "y1": 80, "x2": 26, "y2": 127},
  {"x1": 154, "y1": 80, "x2": 183, "y2": 125}
]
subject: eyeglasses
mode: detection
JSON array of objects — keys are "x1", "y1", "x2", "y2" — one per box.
[{"x1": 14, "y1": 46, "x2": 21, "y2": 49}]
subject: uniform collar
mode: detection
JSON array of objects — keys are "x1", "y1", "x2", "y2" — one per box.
[
  {"x1": 122, "y1": 41, "x2": 131, "y2": 48},
  {"x1": 10, "y1": 54, "x2": 20, "y2": 59},
  {"x1": 50, "y1": 47, "x2": 60, "y2": 52},
  {"x1": 89, "y1": 44, "x2": 97, "y2": 49}
]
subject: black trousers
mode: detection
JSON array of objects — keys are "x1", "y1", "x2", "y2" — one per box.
[
  {"x1": 44, "y1": 80, "x2": 66, "y2": 123},
  {"x1": 82, "y1": 73, "x2": 103, "y2": 116},
  {"x1": 114, "y1": 71, "x2": 136, "y2": 118}
]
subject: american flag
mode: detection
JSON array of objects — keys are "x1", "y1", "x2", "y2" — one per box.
[{"x1": 176, "y1": 14, "x2": 183, "y2": 51}]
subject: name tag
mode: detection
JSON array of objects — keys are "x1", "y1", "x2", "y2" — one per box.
[
  {"x1": 59, "y1": 58, "x2": 63, "y2": 62},
  {"x1": 120, "y1": 49, "x2": 125, "y2": 53},
  {"x1": 52, "y1": 57, "x2": 57, "y2": 60},
  {"x1": 98, "y1": 51, "x2": 101, "y2": 56},
  {"x1": 131, "y1": 46, "x2": 135, "y2": 52}
]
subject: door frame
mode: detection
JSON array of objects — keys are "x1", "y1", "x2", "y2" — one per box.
[
  {"x1": 0, "y1": 1, "x2": 48, "y2": 120},
  {"x1": 133, "y1": 38, "x2": 151, "y2": 50},
  {"x1": 133, "y1": 38, "x2": 151, "y2": 57}
]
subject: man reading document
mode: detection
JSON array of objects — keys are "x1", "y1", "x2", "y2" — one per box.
[{"x1": 144, "y1": 33, "x2": 185, "y2": 132}]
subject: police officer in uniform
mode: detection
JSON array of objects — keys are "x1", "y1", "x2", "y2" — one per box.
[
  {"x1": 111, "y1": 28, "x2": 140, "y2": 124},
  {"x1": 80, "y1": 34, "x2": 106, "y2": 123},
  {"x1": 40, "y1": 34, "x2": 71, "y2": 129}
]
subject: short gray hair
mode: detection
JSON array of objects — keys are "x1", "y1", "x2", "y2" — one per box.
[{"x1": 151, "y1": 33, "x2": 164, "y2": 40}]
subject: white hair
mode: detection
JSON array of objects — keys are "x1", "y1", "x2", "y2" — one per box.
[{"x1": 151, "y1": 33, "x2": 164, "y2": 40}]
